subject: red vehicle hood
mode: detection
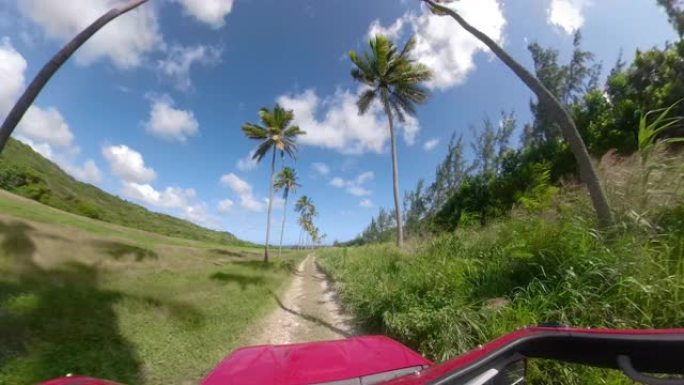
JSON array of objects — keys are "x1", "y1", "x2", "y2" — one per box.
[{"x1": 200, "y1": 336, "x2": 431, "y2": 385}]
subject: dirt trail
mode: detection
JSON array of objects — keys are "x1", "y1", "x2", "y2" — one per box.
[{"x1": 246, "y1": 254, "x2": 355, "y2": 345}]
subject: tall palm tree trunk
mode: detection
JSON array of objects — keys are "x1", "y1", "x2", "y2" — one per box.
[
  {"x1": 278, "y1": 191, "x2": 289, "y2": 258},
  {"x1": 386, "y1": 107, "x2": 404, "y2": 247},
  {"x1": 425, "y1": 0, "x2": 614, "y2": 228},
  {"x1": 0, "y1": 0, "x2": 150, "y2": 154},
  {"x1": 264, "y1": 149, "x2": 276, "y2": 263}
]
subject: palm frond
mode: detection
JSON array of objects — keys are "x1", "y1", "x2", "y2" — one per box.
[
  {"x1": 241, "y1": 123, "x2": 268, "y2": 139},
  {"x1": 371, "y1": 35, "x2": 392, "y2": 76},
  {"x1": 399, "y1": 35, "x2": 417, "y2": 60},
  {"x1": 253, "y1": 140, "x2": 273, "y2": 162},
  {"x1": 357, "y1": 89, "x2": 377, "y2": 115}
]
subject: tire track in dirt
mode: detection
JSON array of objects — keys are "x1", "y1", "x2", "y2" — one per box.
[{"x1": 246, "y1": 254, "x2": 355, "y2": 345}]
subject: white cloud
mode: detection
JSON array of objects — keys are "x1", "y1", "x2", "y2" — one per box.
[
  {"x1": 17, "y1": 0, "x2": 163, "y2": 69},
  {"x1": 182, "y1": 203, "x2": 217, "y2": 228},
  {"x1": 176, "y1": 0, "x2": 234, "y2": 29},
  {"x1": 330, "y1": 177, "x2": 346, "y2": 188},
  {"x1": 0, "y1": 37, "x2": 26, "y2": 116},
  {"x1": 548, "y1": 0, "x2": 589, "y2": 34},
  {"x1": 402, "y1": 115, "x2": 420, "y2": 145},
  {"x1": 367, "y1": 0, "x2": 506, "y2": 90},
  {"x1": 220, "y1": 173, "x2": 265, "y2": 212},
  {"x1": 359, "y1": 199, "x2": 374, "y2": 208},
  {"x1": 236, "y1": 150, "x2": 258, "y2": 172},
  {"x1": 423, "y1": 138, "x2": 440, "y2": 151},
  {"x1": 347, "y1": 185, "x2": 372, "y2": 197},
  {"x1": 240, "y1": 195, "x2": 265, "y2": 212},
  {"x1": 311, "y1": 162, "x2": 330, "y2": 176},
  {"x1": 264, "y1": 196, "x2": 285, "y2": 210},
  {"x1": 355, "y1": 171, "x2": 374, "y2": 185},
  {"x1": 66, "y1": 159, "x2": 103, "y2": 184},
  {"x1": 143, "y1": 96, "x2": 199, "y2": 142},
  {"x1": 122, "y1": 181, "x2": 217, "y2": 228},
  {"x1": 277, "y1": 88, "x2": 419, "y2": 155},
  {"x1": 367, "y1": 17, "x2": 404, "y2": 39},
  {"x1": 329, "y1": 171, "x2": 374, "y2": 197},
  {"x1": 102, "y1": 145, "x2": 156, "y2": 184},
  {"x1": 217, "y1": 199, "x2": 234, "y2": 213},
  {"x1": 157, "y1": 44, "x2": 221, "y2": 91},
  {"x1": 122, "y1": 182, "x2": 196, "y2": 209},
  {"x1": 221, "y1": 173, "x2": 251, "y2": 195},
  {"x1": 16, "y1": 106, "x2": 74, "y2": 148}
]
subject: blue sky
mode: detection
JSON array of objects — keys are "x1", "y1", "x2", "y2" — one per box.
[{"x1": 0, "y1": 0, "x2": 677, "y2": 244}]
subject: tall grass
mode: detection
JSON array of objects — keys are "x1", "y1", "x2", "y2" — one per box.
[{"x1": 318, "y1": 151, "x2": 683, "y2": 384}]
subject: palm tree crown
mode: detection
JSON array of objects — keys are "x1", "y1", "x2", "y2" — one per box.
[
  {"x1": 349, "y1": 35, "x2": 432, "y2": 122},
  {"x1": 274, "y1": 167, "x2": 300, "y2": 197},
  {"x1": 295, "y1": 195, "x2": 315, "y2": 217},
  {"x1": 242, "y1": 104, "x2": 305, "y2": 162}
]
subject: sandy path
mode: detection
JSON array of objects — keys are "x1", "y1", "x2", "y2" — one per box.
[{"x1": 246, "y1": 254, "x2": 355, "y2": 345}]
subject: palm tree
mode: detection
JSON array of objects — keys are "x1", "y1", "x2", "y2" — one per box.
[
  {"x1": 295, "y1": 195, "x2": 317, "y2": 249},
  {"x1": 349, "y1": 35, "x2": 433, "y2": 248},
  {"x1": 274, "y1": 167, "x2": 301, "y2": 258},
  {"x1": 422, "y1": 0, "x2": 614, "y2": 228},
  {"x1": 0, "y1": 0, "x2": 151, "y2": 153},
  {"x1": 297, "y1": 215, "x2": 308, "y2": 249},
  {"x1": 242, "y1": 105, "x2": 305, "y2": 262}
]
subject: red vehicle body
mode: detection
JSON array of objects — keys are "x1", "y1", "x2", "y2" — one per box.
[{"x1": 39, "y1": 327, "x2": 684, "y2": 385}]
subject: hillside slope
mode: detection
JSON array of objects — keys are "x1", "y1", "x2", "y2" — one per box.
[{"x1": 0, "y1": 139, "x2": 246, "y2": 245}]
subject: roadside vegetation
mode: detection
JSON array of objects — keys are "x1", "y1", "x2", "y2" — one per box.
[
  {"x1": 0, "y1": 191, "x2": 304, "y2": 385},
  {"x1": 321, "y1": 13, "x2": 684, "y2": 385},
  {"x1": 319, "y1": 148, "x2": 683, "y2": 384}
]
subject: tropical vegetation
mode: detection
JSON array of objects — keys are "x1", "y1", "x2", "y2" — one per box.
[
  {"x1": 425, "y1": 0, "x2": 614, "y2": 228},
  {"x1": 322, "y1": 8, "x2": 684, "y2": 384},
  {"x1": 241, "y1": 105, "x2": 305, "y2": 262}
]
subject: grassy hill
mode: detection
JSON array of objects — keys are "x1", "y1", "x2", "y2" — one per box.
[
  {"x1": 0, "y1": 139, "x2": 248, "y2": 246},
  {"x1": 0, "y1": 195, "x2": 303, "y2": 384}
]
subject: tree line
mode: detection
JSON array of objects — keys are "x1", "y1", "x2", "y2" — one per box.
[{"x1": 351, "y1": 26, "x2": 684, "y2": 245}]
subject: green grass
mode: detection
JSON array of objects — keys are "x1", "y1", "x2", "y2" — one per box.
[
  {"x1": 319, "y1": 195, "x2": 684, "y2": 384},
  {"x1": 0, "y1": 193, "x2": 304, "y2": 385},
  {"x1": 0, "y1": 139, "x2": 250, "y2": 246}
]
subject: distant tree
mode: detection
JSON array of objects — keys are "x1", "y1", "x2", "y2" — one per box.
[
  {"x1": 428, "y1": 133, "x2": 469, "y2": 212},
  {"x1": 295, "y1": 195, "x2": 316, "y2": 249},
  {"x1": 524, "y1": 31, "x2": 601, "y2": 145},
  {"x1": 274, "y1": 167, "x2": 300, "y2": 258},
  {"x1": 242, "y1": 105, "x2": 305, "y2": 262},
  {"x1": 657, "y1": 0, "x2": 684, "y2": 38},
  {"x1": 423, "y1": 0, "x2": 614, "y2": 228},
  {"x1": 404, "y1": 178, "x2": 428, "y2": 236},
  {"x1": 0, "y1": 0, "x2": 151, "y2": 153},
  {"x1": 471, "y1": 111, "x2": 516, "y2": 176},
  {"x1": 349, "y1": 35, "x2": 433, "y2": 247}
]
